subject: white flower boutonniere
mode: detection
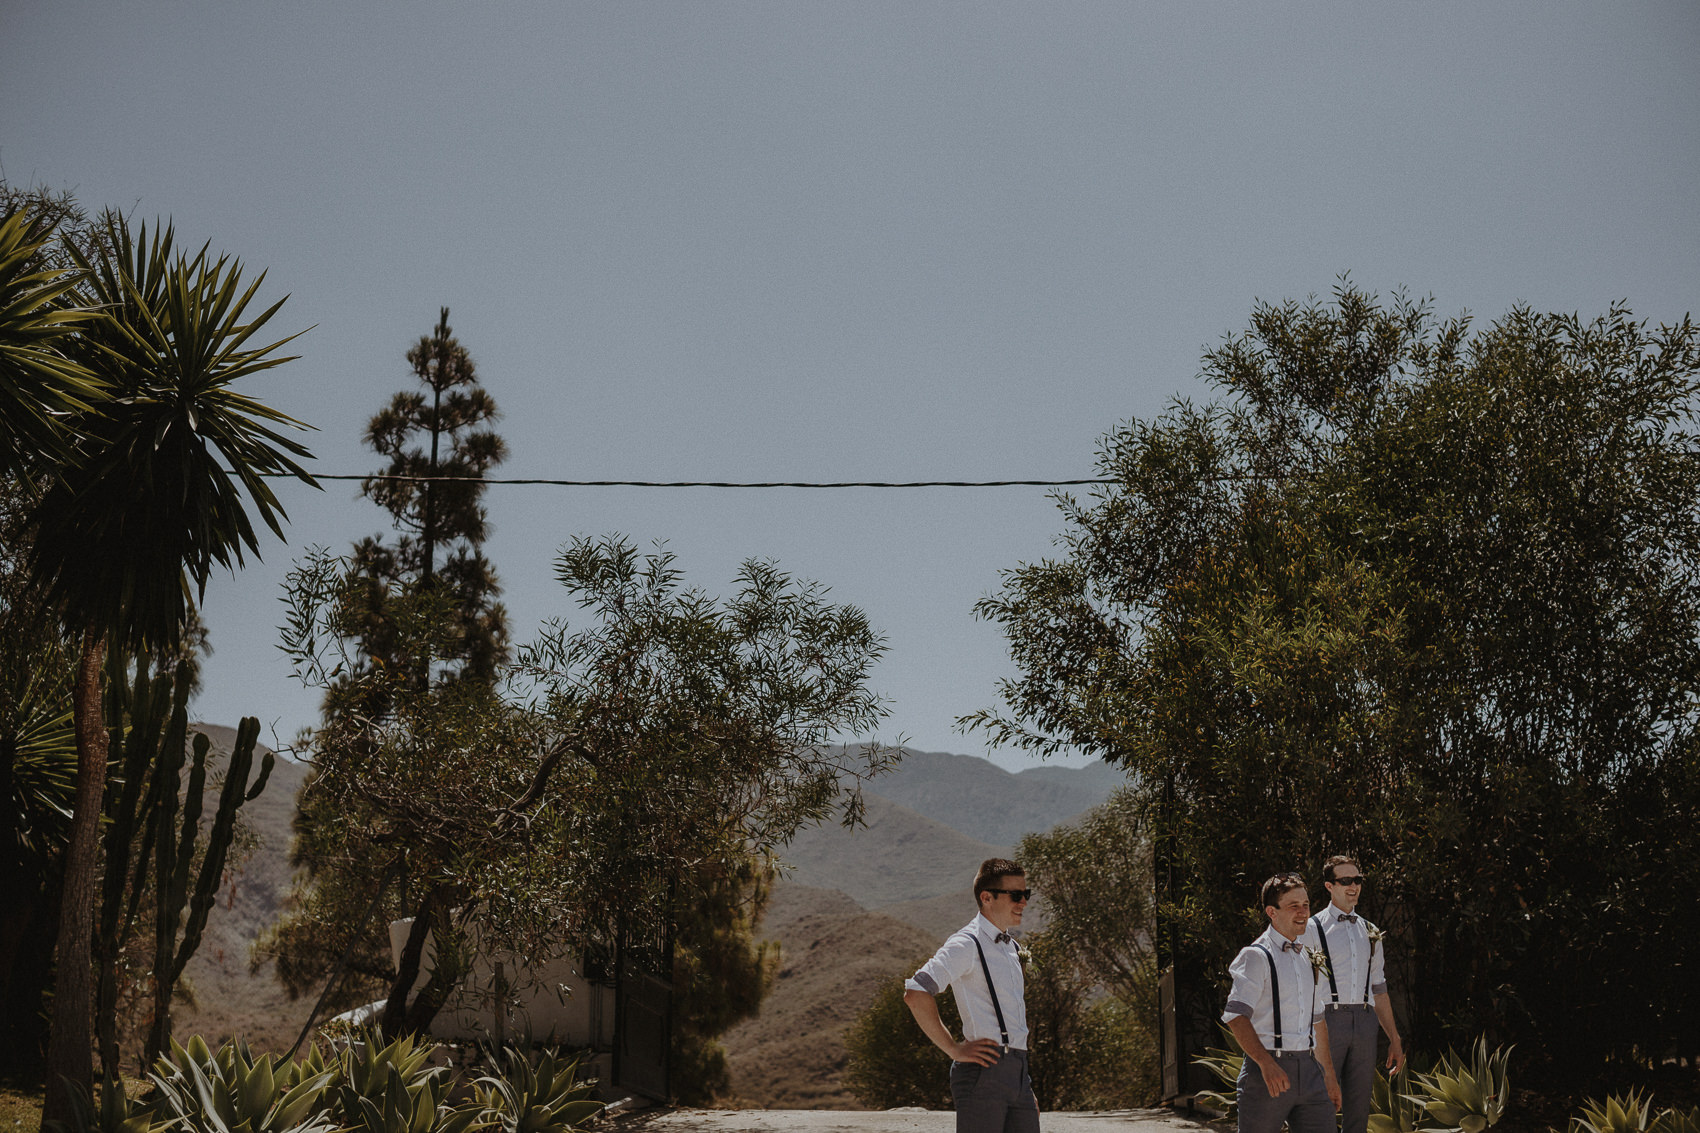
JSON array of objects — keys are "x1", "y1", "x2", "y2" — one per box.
[
  {"x1": 1365, "y1": 923, "x2": 1384, "y2": 959},
  {"x1": 1016, "y1": 946, "x2": 1033, "y2": 967},
  {"x1": 1305, "y1": 945, "x2": 1331, "y2": 983}
]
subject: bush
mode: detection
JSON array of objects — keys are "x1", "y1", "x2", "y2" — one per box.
[{"x1": 844, "y1": 968, "x2": 963, "y2": 1109}]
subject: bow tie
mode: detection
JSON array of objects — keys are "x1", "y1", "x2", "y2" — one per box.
[
  {"x1": 1282, "y1": 940, "x2": 1305, "y2": 953},
  {"x1": 1339, "y1": 914, "x2": 1358, "y2": 923},
  {"x1": 995, "y1": 932, "x2": 1013, "y2": 944}
]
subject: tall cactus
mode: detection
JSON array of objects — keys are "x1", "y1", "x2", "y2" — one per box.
[{"x1": 96, "y1": 656, "x2": 275, "y2": 1072}]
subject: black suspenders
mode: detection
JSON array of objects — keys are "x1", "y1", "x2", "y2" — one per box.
[
  {"x1": 970, "y1": 934, "x2": 1011, "y2": 1052},
  {"x1": 1254, "y1": 944, "x2": 1284, "y2": 1049},
  {"x1": 1310, "y1": 913, "x2": 1374, "y2": 1003},
  {"x1": 1254, "y1": 941, "x2": 1314, "y2": 1051},
  {"x1": 1311, "y1": 914, "x2": 1341, "y2": 1003}
]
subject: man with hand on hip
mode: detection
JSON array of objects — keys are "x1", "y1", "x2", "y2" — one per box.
[
  {"x1": 1303, "y1": 855, "x2": 1405, "y2": 1133},
  {"x1": 1223, "y1": 873, "x2": 1342, "y2": 1133},
  {"x1": 904, "y1": 858, "x2": 1039, "y2": 1133}
]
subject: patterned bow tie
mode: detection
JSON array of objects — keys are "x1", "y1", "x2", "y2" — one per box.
[
  {"x1": 1340, "y1": 914, "x2": 1359, "y2": 923},
  {"x1": 1282, "y1": 940, "x2": 1305, "y2": 952},
  {"x1": 996, "y1": 932, "x2": 1013, "y2": 944}
]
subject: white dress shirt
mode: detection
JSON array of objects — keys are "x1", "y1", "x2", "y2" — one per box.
[
  {"x1": 1303, "y1": 904, "x2": 1387, "y2": 1005},
  {"x1": 906, "y1": 912, "x2": 1029, "y2": 1051},
  {"x1": 1221, "y1": 925, "x2": 1327, "y2": 1052}
]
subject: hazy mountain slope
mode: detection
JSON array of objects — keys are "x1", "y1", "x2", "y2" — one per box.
[
  {"x1": 866, "y1": 749, "x2": 1124, "y2": 846},
  {"x1": 777, "y1": 791, "x2": 1010, "y2": 906}
]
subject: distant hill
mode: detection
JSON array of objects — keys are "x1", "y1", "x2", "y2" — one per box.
[
  {"x1": 777, "y1": 791, "x2": 1009, "y2": 907},
  {"x1": 863, "y1": 748, "x2": 1125, "y2": 847},
  {"x1": 720, "y1": 880, "x2": 942, "y2": 1109}
]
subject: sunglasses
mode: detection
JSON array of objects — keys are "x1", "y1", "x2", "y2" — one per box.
[
  {"x1": 988, "y1": 888, "x2": 1035, "y2": 902},
  {"x1": 1330, "y1": 875, "x2": 1366, "y2": 886}
]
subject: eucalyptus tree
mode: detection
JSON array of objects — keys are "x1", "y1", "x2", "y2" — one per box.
[
  {"x1": 967, "y1": 283, "x2": 1700, "y2": 1091},
  {"x1": 270, "y1": 536, "x2": 892, "y2": 1052},
  {"x1": 26, "y1": 212, "x2": 315, "y2": 1121}
]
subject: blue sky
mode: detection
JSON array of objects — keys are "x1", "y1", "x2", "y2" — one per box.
[{"x1": 4, "y1": 3, "x2": 1697, "y2": 768}]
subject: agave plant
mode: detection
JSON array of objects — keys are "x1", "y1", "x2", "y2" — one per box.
[
  {"x1": 1572, "y1": 1090, "x2": 1658, "y2": 1133},
  {"x1": 1405, "y1": 1038, "x2": 1512, "y2": 1133},
  {"x1": 1190, "y1": 1027, "x2": 1245, "y2": 1119},
  {"x1": 476, "y1": 1046, "x2": 603, "y2": 1133},
  {"x1": 329, "y1": 1031, "x2": 485, "y2": 1133},
  {"x1": 149, "y1": 1035, "x2": 336, "y2": 1133},
  {"x1": 1369, "y1": 1061, "x2": 1428, "y2": 1133}
]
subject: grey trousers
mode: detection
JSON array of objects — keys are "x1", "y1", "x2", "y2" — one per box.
[
  {"x1": 950, "y1": 1049, "x2": 1040, "y2": 1133},
  {"x1": 1327, "y1": 1004, "x2": 1380, "y2": 1133},
  {"x1": 1236, "y1": 1050, "x2": 1334, "y2": 1133}
]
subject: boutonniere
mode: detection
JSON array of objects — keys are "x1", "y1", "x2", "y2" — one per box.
[
  {"x1": 1365, "y1": 924, "x2": 1384, "y2": 957},
  {"x1": 1016, "y1": 946, "x2": 1033, "y2": 967},
  {"x1": 1305, "y1": 946, "x2": 1331, "y2": 982}
]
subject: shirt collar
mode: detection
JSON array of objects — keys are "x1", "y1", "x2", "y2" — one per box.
[
  {"x1": 974, "y1": 912, "x2": 1017, "y2": 943},
  {"x1": 1322, "y1": 903, "x2": 1360, "y2": 924}
]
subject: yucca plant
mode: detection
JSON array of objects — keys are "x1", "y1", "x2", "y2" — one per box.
[
  {"x1": 1190, "y1": 1026, "x2": 1245, "y2": 1119},
  {"x1": 44, "y1": 1076, "x2": 173, "y2": 1133},
  {"x1": 476, "y1": 1047, "x2": 602, "y2": 1133},
  {"x1": 149, "y1": 1035, "x2": 336, "y2": 1133},
  {"x1": 1405, "y1": 1038, "x2": 1512, "y2": 1133}
]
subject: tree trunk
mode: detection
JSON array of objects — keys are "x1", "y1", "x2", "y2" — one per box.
[{"x1": 42, "y1": 632, "x2": 105, "y2": 1125}]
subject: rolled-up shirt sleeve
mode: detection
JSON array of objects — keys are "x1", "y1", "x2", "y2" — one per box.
[
  {"x1": 1221, "y1": 945, "x2": 1265, "y2": 1022},
  {"x1": 907, "y1": 931, "x2": 975, "y2": 997}
]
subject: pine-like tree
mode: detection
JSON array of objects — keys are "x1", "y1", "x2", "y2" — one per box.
[{"x1": 330, "y1": 308, "x2": 509, "y2": 714}]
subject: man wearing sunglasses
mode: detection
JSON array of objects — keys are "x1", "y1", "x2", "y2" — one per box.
[
  {"x1": 1222, "y1": 873, "x2": 1342, "y2": 1133},
  {"x1": 1302, "y1": 856, "x2": 1405, "y2": 1133},
  {"x1": 905, "y1": 858, "x2": 1039, "y2": 1133}
]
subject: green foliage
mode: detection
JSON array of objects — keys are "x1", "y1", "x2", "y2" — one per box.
[
  {"x1": 967, "y1": 283, "x2": 1700, "y2": 1086},
  {"x1": 843, "y1": 968, "x2": 962, "y2": 1109},
  {"x1": 474, "y1": 1046, "x2": 601, "y2": 1133},
  {"x1": 268, "y1": 535, "x2": 890, "y2": 1046},
  {"x1": 43, "y1": 1077, "x2": 171, "y2": 1133},
  {"x1": 1023, "y1": 941, "x2": 1154, "y2": 1110},
  {"x1": 668, "y1": 855, "x2": 780, "y2": 1104},
  {"x1": 0, "y1": 474, "x2": 76, "y2": 1075},
  {"x1": 1016, "y1": 786, "x2": 1157, "y2": 1108},
  {"x1": 1407, "y1": 1039, "x2": 1512, "y2": 1133}
]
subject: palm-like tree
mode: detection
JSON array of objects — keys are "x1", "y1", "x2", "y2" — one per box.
[
  {"x1": 27, "y1": 213, "x2": 316, "y2": 1120},
  {"x1": 0, "y1": 203, "x2": 105, "y2": 477}
]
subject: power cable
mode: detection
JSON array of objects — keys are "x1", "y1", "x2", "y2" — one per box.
[{"x1": 263, "y1": 472, "x2": 1116, "y2": 488}]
